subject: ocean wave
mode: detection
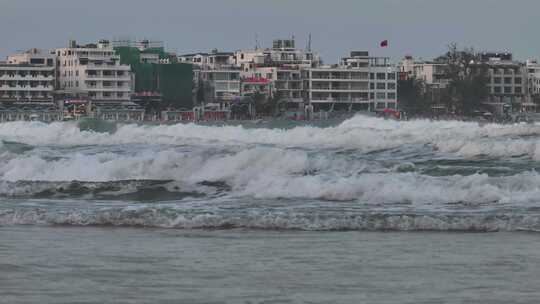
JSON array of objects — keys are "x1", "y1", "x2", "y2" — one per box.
[
  {"x1": 2, "y1": 206, "x2": 540, "y2": 232},
  {"x1": 1, "y1": 147, "x2": 540, "y2": 204},
  {"x1": 436, "y1": 137, "x2": 540, "y2": 160},
  {"x1": 0, "y1": 180, "x2": 205, "y2": 201},
  {"x1": 0, "y1": 117, "x2": 539, "y2": 152}
]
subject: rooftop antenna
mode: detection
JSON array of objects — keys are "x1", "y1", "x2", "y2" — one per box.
[
  {"x1": 307, "y1": 33, "x2": 312, "y2": 52},
  {"x1": 255, "y1": 33, "x2": 260, "y2": 50}
]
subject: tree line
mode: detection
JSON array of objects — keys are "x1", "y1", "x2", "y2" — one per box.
[{"x1": 398, "y1": 43, "x2": 490, "y2": 117}]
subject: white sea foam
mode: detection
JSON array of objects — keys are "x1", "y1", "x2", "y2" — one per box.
[
  {"x1": 2, "y1": 206, "x2": 540, "y2": 232},
  {"x1": 0, "y1": 117, "x2": 540, "y2": 153},
  {"x1": 1, "y1": 146, "x2": 540, "y2": 206}
]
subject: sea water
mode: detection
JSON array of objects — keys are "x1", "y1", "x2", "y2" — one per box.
[{"x1": 1, "y1": 116, "x2": 540, "y2": 302}]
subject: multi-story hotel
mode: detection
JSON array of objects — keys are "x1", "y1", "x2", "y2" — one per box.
[
  {"x1": 0, "y1": 48, "x2": 56, "y2": 103},
  {"x1": 304, "y1": 51, "x2": 397, "y2": 111},
  {"x1": 479, "y1": 52, "x2": 529, "y2": 112},
  {"x1": 55, "y1": 39, "x2": 132, "y2": 102}
]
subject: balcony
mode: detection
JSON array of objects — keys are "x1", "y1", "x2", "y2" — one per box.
[{"x1": 310, "y1": 97, "x2": 370, "y2": 104}]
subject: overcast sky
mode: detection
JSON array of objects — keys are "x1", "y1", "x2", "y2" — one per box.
[{"x1": 2, "y1": 0, "x2": 539, "y2": 63}]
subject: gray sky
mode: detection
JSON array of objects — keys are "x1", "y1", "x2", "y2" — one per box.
[{"x1": 1, "y1": 0, "x2": 539, "y2": 63}]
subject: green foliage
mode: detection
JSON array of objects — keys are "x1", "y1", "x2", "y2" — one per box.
[
  {"x1": 397, "y1": 78, "x2": 429, "y2": 115},
  {"x1": 440, "y1": 43, "x2": 489, "y2": 115}
]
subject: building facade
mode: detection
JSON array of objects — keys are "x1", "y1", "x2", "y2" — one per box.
[
  {"x1": 199, "y1": 69, "x2": 241, "y2": 104},
  {"x1": 0, "y1": 49, "x2": 56, "y2": 102},
  {"x1": 527, "y1": 60, "x2": 540, "y2": 105},
  {"x1": 55, "y1": 39, "x2": 132, "y2": 102},
  {"x1": 304, "y1": 52, "x2": 397, "y2": 111},
  {"x1": 480, "y1": 52, "x2": 528, "y2": 111}
]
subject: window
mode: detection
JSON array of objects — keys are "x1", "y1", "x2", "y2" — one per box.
[
  {"x1": 504, "y1": 86, "x2": 512, "y2": 94},
  {"x1": 504, "y1": 77, "x2": 512, "y2": 84},
  {"x1": 75, "y1": 71, "x2": 79, "y2": 76},
  {"x1": 387, "y1": 73, "x2": 396, "y2": 80},
  {"x1": 370, "y1": 83, "x2": 375, "y2": 90},
  {"x1": 376, "y1": 83, "x2": 386, "y2": 90},
  {"x1": 515, "y1": 77, "x2": 522, "y2": 84},
  {"x1": 370, "y1": 92, "x2": 375, "y2": 99},
  {"x1": 493, "y1": 77, "x2": 501, "y2": 84},
  {"x1": 387, "y1": 102, "x2": 396, "y2": 109},
  {"x1": 494, "y1": 86, "x2": 501, "y2": 94},
  {"x1": 376, "y1": 73, "x2": 386, "y2": 80},
  {"x1": 376, "y1": 102, "x2": 386, "y2": 109},
  {"x1": 75, "y1": 81, "x2": 79, "y2": 87},
  {"x1": 376, "y1": 92, "x2": 386, "y2": 99},
  {"x1": 515, "y1": 87, "x2": 522, "y2": 94},
  {"x1": 387, "y1": 83, "x2": 396, "y2": 90},
  {"x1": 387, "y1": 92, "x2": 396, "y2": 99},
  {"x1": 370, "y1": 73, "x2": 374, "y2": 79}
]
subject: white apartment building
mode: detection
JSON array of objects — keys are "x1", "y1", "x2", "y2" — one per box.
[
  {"x1": 55, "y1": 39, "x2": 132, "y2": 102},
  {"x1": 235, "y1": 50, "x2": 266, "y2": 72},
  {"x1": 0, "y1": 49, "x2": 56, "y2": 102},
  {"x1": 199, "y1": 69, "x2": 241, "y2": 103},
  {"x1": 178, "y1": 50, "x2": 235, "y2": 70},
  {"x1": 304, "y1": 52, "x2": 397, "y2": 111},
  {"x1": 399, "y1": 56, "x2": 450, "y2": 88},
  {"x1": 304, "y1": 67, "x2": 370, "y2": 109},
  {"x1": 236, "y1": 39, "x2": 318, "y2": 103},
  {"x1": 179, "y1": 50, "x2": 240, "y2": 105}
]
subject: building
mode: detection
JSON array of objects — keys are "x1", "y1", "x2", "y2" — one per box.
[
  {"x1": 0, "y1": 48, "x2": 56, "y2": 103},
  {"x1": 178, "y1": 50, "x2": 235, "y2": 70},
  {"x1": 526, "y1": 60, "x2": 540, "y2": 108},
  {"x1": 55, "y1": 39, "x2": 132, "y2": 102},
  {"x1": 304, "y1": 51, "x2": 397, "y2": 111},
  {"x1": 236, "y1": 38, "x2": 319, "y2": 105},
  {"x1": 247, "y1": 66, "x2": 303, "y2": 102},
  {"x1": 235, "y1": 49, "x2": 266, "y2": 72},
  {"x1": 199, "y1": 69, "x2": 241, "y2": 105},
  {"x1": 241, "y1": 76, "x2": 273, "y2": 98},
  {"x1": 398, "y1": 56, "x2": 450, "y2": 88},
  {"x1": 180, "y1": 49, "x2": 241, "y2": 107},
  {"x1": 480, "y1": 52, "x2": 528, "y2": 112},
  {"x1": 115, "y1": 40, "x2": 194, "y2": 110}
]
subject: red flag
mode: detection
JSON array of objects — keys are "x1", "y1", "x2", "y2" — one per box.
[{"x1": 380, "y1": 40, "x2": 388, "y2": 47}]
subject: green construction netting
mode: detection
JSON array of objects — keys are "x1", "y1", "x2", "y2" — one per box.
[{"x1": 115, "y1": 47, "x2": 193, "y2": 109}]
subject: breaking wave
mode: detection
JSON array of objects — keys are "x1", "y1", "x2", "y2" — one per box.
[
  {"x1": 1, "y1": 146, "x2": 540, "y2": 204},
  {"x1": 2, "y1": 117, "x2": 540, "y2": 233},
  {"x1": 0, "y1": 117, "x2": 540, "y2": 153}
]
